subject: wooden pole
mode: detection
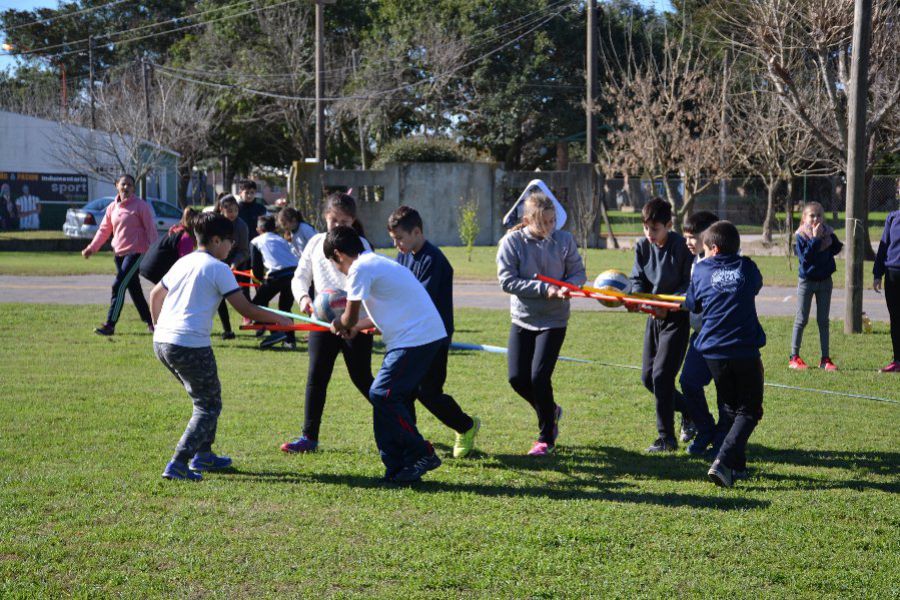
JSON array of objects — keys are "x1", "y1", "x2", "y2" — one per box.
[
  {"x1": 586, "y1": 0, "x2": 598, "y2": 163},
  {"x1": 88, "y1": 36, "x2": 96, "y2": 130},
  {"x1": 844, "y1": 0, "x2": 872, "y2": 334},
  {"x1": 315, "y1": 0, "x2": 326, "y2": 164}
]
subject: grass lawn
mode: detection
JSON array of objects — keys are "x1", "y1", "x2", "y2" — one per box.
[
  {"x1": 1, "y1": 304, "x2": 897, "y2": 597},
  {"x1": 0, "y1": 246, "x2": 869, "y2": 289}
]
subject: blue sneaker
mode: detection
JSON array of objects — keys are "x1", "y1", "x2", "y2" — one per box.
[
  {"x1": 162, "y1": 460, "x2": 203, "y2": 481},
  {"x1": 280, "y1": 435, "x2": 318, "y2": 454},
  {"x1": 687, "y1": 430, "x2": 715, "y2": 456},
  {"x1": 189, "y1": 452, "x2": 233, "y2": 471},
  {"x1": 393, "y1": 452, "x2": 442, "y2": 483}
]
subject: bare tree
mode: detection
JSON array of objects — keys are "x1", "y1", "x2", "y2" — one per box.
[{"x1": 712, "y1": 0, "x2": 900, "y2": 254}]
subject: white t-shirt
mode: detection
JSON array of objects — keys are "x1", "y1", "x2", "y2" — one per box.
[
  {"x1": 291, "y1": 232, "x2": 372, "y2": 314},
  {"x1": 346, "y1": 251, "x2": 447, "y2": 351},
  {"x1": 16, "y1": 194, "x2": 40, "y2": 229},
  {"x1": 154, "y1": 251, "x2": 241, "y2": 348},
  {"x1": 250, "y1": 231, "x2": 299, "y2": 274}
]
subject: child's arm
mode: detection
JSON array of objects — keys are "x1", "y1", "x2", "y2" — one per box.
[
  {"x1": 562, "y1": 236, "x2": 587, "y2": 287},
  {"x1": 829, "y1": 233, "x2": 843, "y2": 256},
  {"x1": 497, "y1": 237, "x2": 550, "y2": 298},
  {"x1": 334, "y1": 299, "x2": 361, "y2": 336},
  {"x1": 230, "y1": 222, "x2": 249, "y2": 268},
  {"x1": 629, "y1": 244, "x2": 650, "y2": 294},
  {"x1": 684, "y1": 279, "x2": 701, "y2": 314},
  {"x1": 141, "y1": 201, "x2": 158, "y2": 245},
  {"x1": 226, "y1": 291, "x2": 292, "y2": 326},
  {"x1": 291, "y1": 239, "x2": 315, "y2": 313},
  {"x1": 250, "y1": 243, "x2": 266, "y2": 281},
  {"x1": 873, "y1": 213, "x2": 893, "y2": 289},
  {"x1": 149, "y1": 282, "x2": 168, "y2": 325},
  {"x1": 82, "y1": 204, "x2": 114, "y2": 258}
]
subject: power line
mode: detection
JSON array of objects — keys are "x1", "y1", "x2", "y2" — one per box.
[{"x1": 2, "y1": 0, "x2": 135, "y2": 33}]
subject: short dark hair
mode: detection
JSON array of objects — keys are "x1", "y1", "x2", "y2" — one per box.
[
  {"x1": 117, "y1": 174, "x2": 135, "y2": 185},
  {"x1": 702, "y1": 220, "x2": 740, "y2": 254},
  {"x1": 239, "y1": 180, "x2": 257, "y2": 192},
  {"x1": 218, "y1": 195, "x2": 238, "y2": 212},
  {"x1": 323, "y1": 225, "x2": 364, "y2": 260},
  {"x1": 194, "y1": 212, "x2": 234, "y2": 245},
  {"x1": 683, "y1": 211, "x2": 718, "y2": 235},
  {"x1": 642, "y1": 197, "x2": 672, "y2": 225},
  {"x1": 258, "y1": 215, "x2": 276, "y2": 232},
  {"x1": 387, "y1": 205, "x2": 423, "y2": 233},
  {"x1": 277, "y1": 206, "x2": 304, "y2": 225}
]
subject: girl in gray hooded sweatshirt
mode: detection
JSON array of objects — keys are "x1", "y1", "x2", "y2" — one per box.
[{"x1": 496, "y1": 191, "x2": 586, "y2": 456}]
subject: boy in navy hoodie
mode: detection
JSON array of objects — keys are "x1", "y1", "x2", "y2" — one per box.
[{"x1": 685, "y1": 221, "x2": 766, "y2": 487}]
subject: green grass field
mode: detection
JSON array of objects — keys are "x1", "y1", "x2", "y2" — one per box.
[
  {"x1": 1, "y1": 303, "x2": 897, "y2": 597},
  {"x1": 0, "y1": 247, "x2": 873, "y2": 290}
]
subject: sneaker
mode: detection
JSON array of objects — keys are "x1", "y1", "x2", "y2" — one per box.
[
  {"x1": 189, "y1": 452, "x2": 232, "y2": 471},
  {"x1": 646, "y1": 436, "x2": 678, "y2": 453},
  {"x1": 94, "y1": 323, "x2": 115, "y2": 336},
  {"x1": 788, "y1": 355, "x2": 808, "y2": 370},
  {"x1": 282, "y1": 341, "x2": 297, "y2": 350},
  {"x1": 879, "y1": 361, "x2": 900, "y2": 373},
  {"x1": 527, "y1": 441, "x2": 554, "y2": 456},
  {"x1": 260, "y1": 332, "x2": 288, "y2": 349},
  {"x1": 452, "y1": 416, "x2": 481, "y2": 458},
  {"x1": 146, "y1": 323, "x2": 155, "y2": 333},
  {"x1": 393, "y1": 452, "x2": 442, "y2": 483},
  {"x1": 687, "y1": 429, "x2": 715, "y2": 456},
  {"x1": 819, "y1": 357, "x2": 838, "y2": 371},
  {"x1": 221, "y1": 331, "x2": 236, "y2": 340},
  {"x1": 707, "y1": 459, "x2": 734, "y2": 487},
  {"x1": 680, "y1": 416, "x2": 697, "y2": 442},
  {"x1": 552, "y1": 405, "x2": 563, "y2": 443},
  {"x1": 162, "y1": 459, "x2": 202, "y2": 481},
  {"x1": 280, "y1": 435, "x2": 318, "y2": 454}
]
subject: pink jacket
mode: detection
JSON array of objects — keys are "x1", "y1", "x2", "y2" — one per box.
[{"x1": 86, "y1": 194, "x2": 158, "y2": 256}]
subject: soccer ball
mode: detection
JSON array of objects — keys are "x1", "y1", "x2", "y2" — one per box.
[
  {"x1": 593, "y1": 269, "x2": 629, "y2": 308},
  {"x1": 313, "y1": 288, "x2": 348, "y2": 322}
]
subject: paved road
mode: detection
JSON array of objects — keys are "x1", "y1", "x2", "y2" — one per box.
[{"x1": 0, "y1": 275, "x2": 890, "y2": 321}]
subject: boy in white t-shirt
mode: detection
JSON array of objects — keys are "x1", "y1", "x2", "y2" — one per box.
[
  {"x1": 326, "y1": 225, "x2": 447, "y2": 484},
  {"x1": 251, "y1": 215, "x2": 300, "y2": 349},
  {"x1": 149, "y1": 213, "x2": 290, "y2": 481}
]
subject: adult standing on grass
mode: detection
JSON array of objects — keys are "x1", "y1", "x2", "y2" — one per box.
[
  {"x1": 81, "y1": 174, "x2": 157, "y2": 336},
  {"x1": 235, "y1": 180, "x2": 266, "y2": 304},
  {"x1": 15, "y1": 184, "x2": 41, "y2": 230},
  {"x1": 0, "y1": 183, "x2": 17, "y2": 230},
  {"x1": 873, "y1": 209, "x2": 900, "y2": 373}
]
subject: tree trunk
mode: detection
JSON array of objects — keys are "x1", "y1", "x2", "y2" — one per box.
[
  {"x1": 762, "y1": 178, "x2": 777, "y2": 245},
  {"x1": 600, "y1": 174, "x2": 619, "y2": 249},
  {"x1": 786, "y1": 178, "x2": 795, "y2": 263},
  {"x1": 176, "y1": 162, "x2": 192, "y2": 208}
]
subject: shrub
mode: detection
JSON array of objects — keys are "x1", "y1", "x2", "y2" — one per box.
[
  {"x1": 457, "y1": 198, "x2": 480, "y2": 262},
  {"x1": 373, "y1": 137, "x2": 475, "y2": 168}
]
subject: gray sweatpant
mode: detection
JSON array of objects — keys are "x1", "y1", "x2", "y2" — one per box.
[
  {"x1": 154, "y1": 342, "x2": 222, "y2": 463},
  {"x1": 790, "y1": 277, "x2": 833, "y2": 358}
]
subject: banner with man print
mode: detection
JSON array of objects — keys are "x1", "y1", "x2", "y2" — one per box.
[{"x1": 0, "y1": 172, "x2": 88, "y2": 230}]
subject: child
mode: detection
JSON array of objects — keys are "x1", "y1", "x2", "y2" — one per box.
[
  {"x1": 82, "y1": 174, "x2": 158, "y2": 336},
  {"x1": 327, "y1": 225, "x2": 446, "y2": 483},
  {"x1": 215, "y1": 196, "x2": 250, "y2": 339},
  {"x1": 251, "y1": 215, "x2": 300, "y2": 350},
  {"x1": 281, "y1": 193, "x2": 374, "y2": 453},
  {"x1": 277, "y1": 207, "x2": 317, "y2": 260},
  {"x1": 497, "y1": 191, "x2": 586, "y2": 456},
  {"x1": 387, "y1": 206, "x2": 481, "y2": 458},
  {"x1": 790, "y1": 201, "x2": 843, "y2": 371},
  {"x1": 873, "y1": 209, "x2": 900, "y2": 373},
  {"x1": 140, "y1": 208, "x2": 198, "y2": 284},
  {"x1": 630, "y1": 197, "x2": 693, "y2": 452},
  {"x1": 150, "y1": 212, "x2": 291, "y2": 481},
  {"x1": 671, "y1": 211, "x2": 721, "y2": 454},
  {"x1": 685, "y1": 221, "x2": 766, "y2": 487}
]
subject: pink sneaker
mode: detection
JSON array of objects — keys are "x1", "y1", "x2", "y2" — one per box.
[
  {"x1": 879, "y1": 361, "x2": 900, "y2": 373},
  {"x1": 789, "y1": 355, "x2": 809, "y2": 370},
  {"x1": 819, "y1": 357, "x2": 838, "y2": 371},
  {"x1": 527, "y1": 441, "x2": 554, "y2": 456}
]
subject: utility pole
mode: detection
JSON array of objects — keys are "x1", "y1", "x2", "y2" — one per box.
[
  {"x1": 844, "y1": 0, "x2": 872, "y2": 334},
  {"x1": 314, "y1": 1, "x2": 331, "y2": 164},
  {"x1": 351, "y1": 48, "x2": 369, "y2": 200},
  {"x1": 140, "y1": 58, "x2": 152, "y2": 199},
  {"x1": 88, "y1": 36, "x2": 96, "y2": 129},
  {"x1": 586, "y1": 0, "x2": 598, "y2": 164}
]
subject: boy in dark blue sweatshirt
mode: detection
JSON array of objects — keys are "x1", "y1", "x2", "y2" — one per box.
[
  {"x1": 630, "y1": 198, "x2": 694, "y2": 452},
  {"x1": 685, "y1": 221, "x2": 766, "y2": 487},
  {"x1": 387, "y1": 206, "x2": 481, "y2": 458},
  {"x1": 872, "y1": 209, "x2": 900, "y2": 373}
]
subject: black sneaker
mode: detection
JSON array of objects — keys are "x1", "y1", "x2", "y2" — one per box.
[
  {"x1": 687, "y1": 430, "x2": 715, "y2": 456},
  {"x1": 646, "y1": 436, "x2": 678, "y2": 453},
  {"x1": 707, "y1": 459, "x2": 734, "y2": 487},
  {"x1": 393, "y1": 452, "x2": 442, "y2": 483},
  {"x1": 94, "y1": 323, "x2": 115, "y2": 336},
  {"x1": 222, "y1": 331, "x2": 236, "y2": 340},
  {"x1": 680, "y1": 416, "x2": 697, "y2": 442},
  {"x1": 260, "y1": 332, "x2": 288, "y2": 349}
]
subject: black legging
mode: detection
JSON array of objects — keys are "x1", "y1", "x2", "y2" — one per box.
[
  {"x1": 885, "y1": 268, "x2": 900, "y2": 362},
  {"x1": 507, "y1": 325, "x2": 566, "y2": 443},
  {"x1": 302, "y1": 330, "x2": 374, "y2": 441},
  {"x1": 252, "y1": 276, "x2": 295, "y2": 342}
]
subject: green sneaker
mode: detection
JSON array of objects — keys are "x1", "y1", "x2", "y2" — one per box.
[{"x1": 452, "y1": 416, "x2": 481, "y2": 458}]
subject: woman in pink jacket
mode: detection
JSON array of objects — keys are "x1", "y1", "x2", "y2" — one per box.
[{"x1": 82, "y1": 174, "x2": 158, "y2": 336}]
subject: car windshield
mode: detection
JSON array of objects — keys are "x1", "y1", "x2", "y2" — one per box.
[{"x1": 83, "y1": 197, "x2": 114, "y2": 211}]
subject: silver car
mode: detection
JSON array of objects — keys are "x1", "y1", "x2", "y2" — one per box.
[{"x1": 63, "y1": 197, "x2": 183, "y2": 239}]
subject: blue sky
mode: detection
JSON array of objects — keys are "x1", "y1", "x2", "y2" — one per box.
[{"x1": 1, "y1": 0, "x2": 675, "y2": 72}]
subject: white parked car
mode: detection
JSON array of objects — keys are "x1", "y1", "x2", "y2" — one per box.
[{"x1": 62, "y1": 197, "x2": 183, "y2": 240}]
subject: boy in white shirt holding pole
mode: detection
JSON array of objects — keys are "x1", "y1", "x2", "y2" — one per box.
[{"x1": 326, "y1": 225, "x2": 446, "y2": 484}]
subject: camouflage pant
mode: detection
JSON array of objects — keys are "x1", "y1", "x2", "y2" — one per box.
[{"x1": 154, "y1": 342, "x2": 222, "y2": 463}]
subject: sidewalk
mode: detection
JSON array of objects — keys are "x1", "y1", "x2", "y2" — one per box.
[{"x1": 0, "y1": 275, "x2": 891, "y2": 321}]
